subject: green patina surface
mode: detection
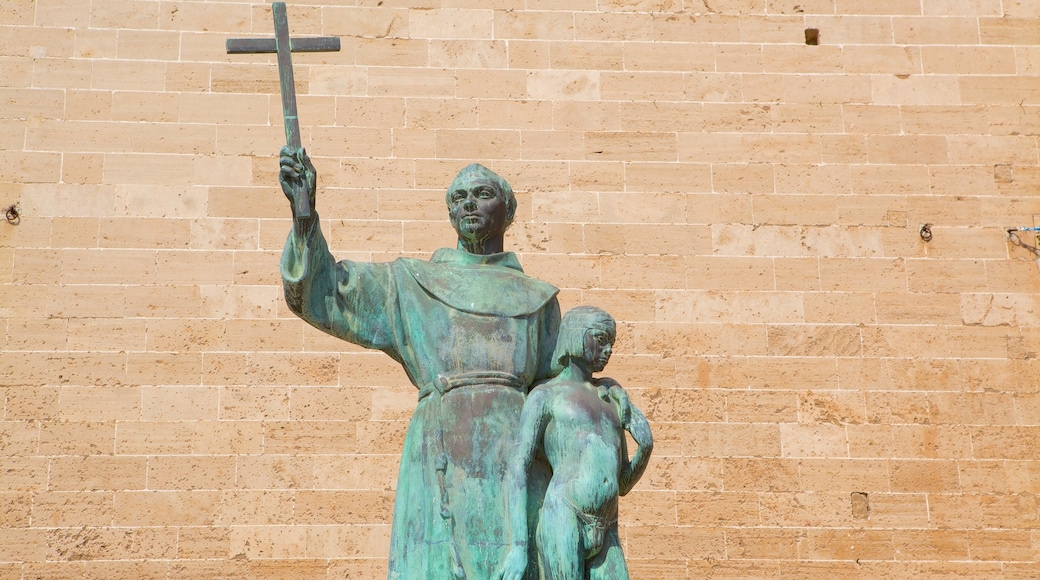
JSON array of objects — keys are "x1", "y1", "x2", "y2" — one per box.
[
  {"x1": 278, "y1": 151, "x2": 650, "y2": 579},
  {"x1": 280, "y1": 153, "x2": 558, "y2": 579}
]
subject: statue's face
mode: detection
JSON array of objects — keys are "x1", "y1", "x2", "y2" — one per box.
[
  {"x1": 583, "y1": 326, "x2": 614, "y2": 373},
  {"x1": 447, "y1": 175, "x2": 509, "y2": 243}
]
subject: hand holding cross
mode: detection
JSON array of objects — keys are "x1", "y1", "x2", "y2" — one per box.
[
  {"x1": 278, "y1": 145, "x2": 316, "y2": 226},
  {"x1": 226, "y1": 2, "x2": 339, "y2": 221}
]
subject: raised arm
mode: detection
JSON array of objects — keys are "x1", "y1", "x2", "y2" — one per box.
[
  {"x1": 496, "y1": 387, "x2": 552, "y2": 580},
  {"x1": 278, "y1": 147, "x2": 398, "y2": 354}
]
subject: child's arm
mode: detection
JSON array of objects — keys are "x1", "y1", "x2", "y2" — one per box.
[
  {"x1": 495, "y1": 387, "x2": 551, "y2": 580},
  {"x1": 619, "y1": 404, "x2": 653, "y2": 496}
]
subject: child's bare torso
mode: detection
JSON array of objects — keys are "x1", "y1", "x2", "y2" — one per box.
[{"x1": 541, "y1": 379, "x2": 624, "y2": 518}]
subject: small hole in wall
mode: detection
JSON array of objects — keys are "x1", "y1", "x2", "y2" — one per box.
[
  {"x1": 851, "y1": 492, "x2": 869, "y2": 519},
  {"x1": 804, "y1": 28, "x2": 819, "y2": 45}
]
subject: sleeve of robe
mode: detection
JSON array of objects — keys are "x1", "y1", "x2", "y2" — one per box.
[
  {"x1": 534, "y1": 297, "x2": 561, "y2": 382},
  {"x1": 280, "y1": 216, "x2": 402, "y2": 361}
]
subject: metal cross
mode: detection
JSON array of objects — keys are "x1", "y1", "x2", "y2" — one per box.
[{"x1": 226, "y1": 2, "x2": 340, "y2": 219}]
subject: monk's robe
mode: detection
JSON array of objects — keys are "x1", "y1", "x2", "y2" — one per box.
[{"x1": 282, "y1": 218, "x2": 559, "y2": 579}]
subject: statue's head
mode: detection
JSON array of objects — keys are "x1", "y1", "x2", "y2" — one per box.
[
  {"x1": 446, "y1": 164, "x2": 516, "y2": 246},
  {"x1": 551, "y1": 306, "x2": 616, "y2": 375}
]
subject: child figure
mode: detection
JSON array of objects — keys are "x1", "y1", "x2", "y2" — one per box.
[{"x1": 497, "y1": 306, "x2": 653, "y2": 580}]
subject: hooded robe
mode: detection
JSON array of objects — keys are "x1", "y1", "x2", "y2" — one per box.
[{"x1": 282, "y1": 219, "x2": 559, "y2": 579}]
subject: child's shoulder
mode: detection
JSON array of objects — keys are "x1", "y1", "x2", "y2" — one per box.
[{"x1": 527, "y1": 377, "x2": 593, "y2": 400}]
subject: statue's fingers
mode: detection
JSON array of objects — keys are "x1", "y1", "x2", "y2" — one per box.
[
  {"x1": 300, "y1": 150, "x2": 315, "y2": 171},
  {"x1": 279, "y1": 165, "x2": 297, "y2": 179},
  {"x1": 614, "y1": 389, "x2": 632, "y2": 422},
  {"x1": 618, "y1": 388, "x2": 631, "y2": 407}
]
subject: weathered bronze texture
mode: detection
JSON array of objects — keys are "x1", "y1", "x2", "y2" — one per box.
[
  {"x1": 279, "y1": 150, "x2": 562, "y2": 579},
  {"x1": 499, "y1": 306, "x2": 652, "y2": 580},
  {"x1": 225, "y1": 36, "x2": 341, "y2": 54}
]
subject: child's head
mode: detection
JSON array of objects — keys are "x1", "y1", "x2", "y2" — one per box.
[{"x1": 551, "y1": 306, "x2": 616, "y2": 374}]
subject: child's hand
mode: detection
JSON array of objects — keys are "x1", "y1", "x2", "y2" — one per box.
[{"x1": 595, "y1": 377, "x2": 631, "y2": 426}]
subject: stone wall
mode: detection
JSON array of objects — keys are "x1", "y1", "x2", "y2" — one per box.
[{"x1": 1, "y1": 0, "x2": 1038, "y2": 578}]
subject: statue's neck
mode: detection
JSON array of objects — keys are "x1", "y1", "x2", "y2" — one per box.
[
  {"x1": 457, "y1": 235, "x2": 504, "y2": 255},
  {"x1": 557, "y1": 359, "x2": 592, "y2": 384}
]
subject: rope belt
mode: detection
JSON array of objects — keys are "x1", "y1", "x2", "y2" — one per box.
[
  {"x1": 420, "y1": 370, "x2": 525, "y2": 579},
  {"x1": 418, "y1": 370, "x2": 525, "y2": 401}
]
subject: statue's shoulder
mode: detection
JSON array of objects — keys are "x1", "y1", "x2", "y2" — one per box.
[
  {"x1": 528, "y1": 379, "x2": 603, "y2": 417},
  {"x1": 528, "y1": 376, "x2": 584, "y2": 396},
  {"x1": 392, "y1": 256, "x2": 425, "y2": 271},
  {"x1": 398, "y1": 252, "x2": 558, "y2": 317}
]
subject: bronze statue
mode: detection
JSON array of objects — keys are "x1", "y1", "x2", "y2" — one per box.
[
  {"x1": 278, "y1": 146, "x2": 561, "y2": 579},
  {"x1": 498, "y1": 306, "x2": 653, "y2": 580}
]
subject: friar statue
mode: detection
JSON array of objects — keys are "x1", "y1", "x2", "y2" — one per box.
[{"x1": 278, "y1": 146, "x2": 560, "y2": 579}]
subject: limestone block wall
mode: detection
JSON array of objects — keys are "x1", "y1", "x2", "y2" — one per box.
[{"x1": 1, "y1": 0, "x2": 1039, "y2": 578}]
